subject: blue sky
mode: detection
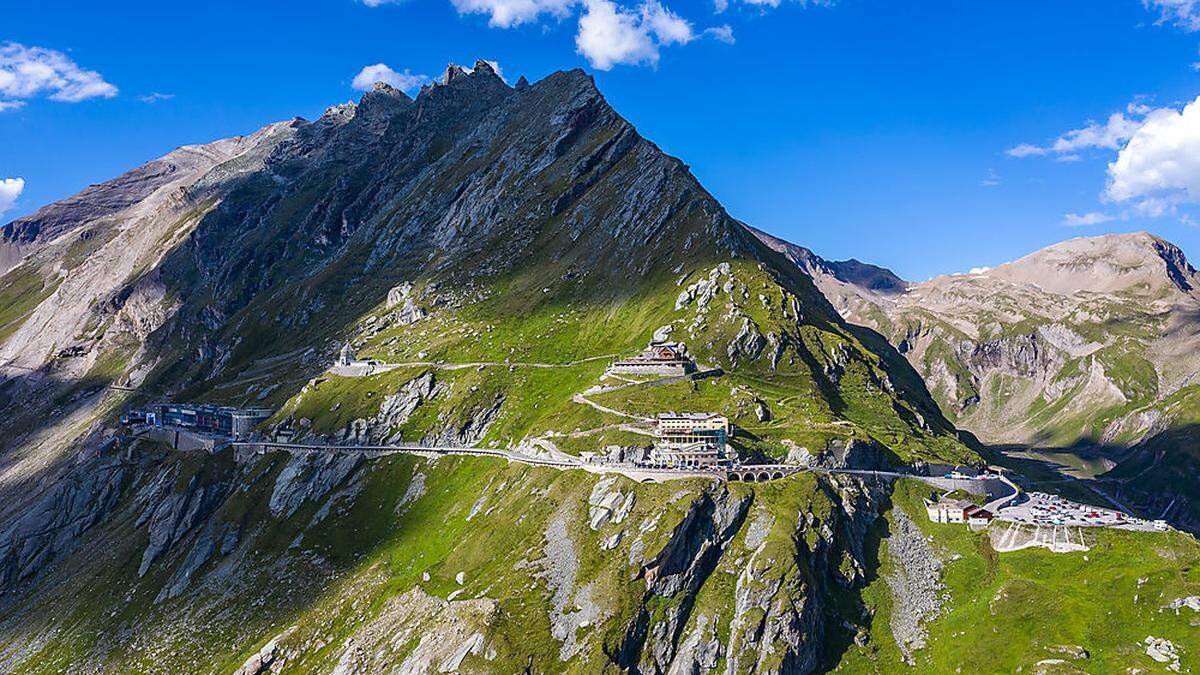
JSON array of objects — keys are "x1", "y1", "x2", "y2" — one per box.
[{"x1": 5, "y1": 0, "x2": 1200, "y2": 279}]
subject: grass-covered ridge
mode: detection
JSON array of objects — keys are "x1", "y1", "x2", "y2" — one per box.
[{"x1": 259, "y1": 256, "x2": 976, "y2": 466}]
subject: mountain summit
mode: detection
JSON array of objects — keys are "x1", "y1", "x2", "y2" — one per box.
[{"x1": 978, "y1": 232, "x2": 1200, "y2": 297}]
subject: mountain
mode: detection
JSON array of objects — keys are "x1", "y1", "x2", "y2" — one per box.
[
  {"x1": 0, "y1": 61, "x2": 1197, "y2": 673},
  {"x1": 756, "y1": 228, "x2": 1200, "y2": 531}
]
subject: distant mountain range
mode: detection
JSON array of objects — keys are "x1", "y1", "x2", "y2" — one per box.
[{"x1": 755, "y1": 227, "x2": 1200, "y2": 530}]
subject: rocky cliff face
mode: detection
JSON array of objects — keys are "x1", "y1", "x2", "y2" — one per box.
[{"x1": 0, "y1": 439, "x2": 901, "y2": 673}]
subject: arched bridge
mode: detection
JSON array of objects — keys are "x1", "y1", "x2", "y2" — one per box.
[{"x1": 725, "y1": 465, "x2": 805, "y2": 482}]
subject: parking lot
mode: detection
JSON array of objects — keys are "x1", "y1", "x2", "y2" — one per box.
[{"x1": 996, "y1": 491, "x2": 1163, "y2": 532}]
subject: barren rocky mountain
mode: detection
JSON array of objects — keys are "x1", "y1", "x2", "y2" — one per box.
[
  {"x1": 1, "y1": 60, "x2": 1198, "y2": 673},
  {"x1": 757, "y1": 228, "x2": 1200, "y2": 531},
  {"x1": 757, "y1": 230, "x2": 1200, "y2": 444}
]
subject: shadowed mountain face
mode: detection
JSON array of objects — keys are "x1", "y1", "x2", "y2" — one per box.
[
  {"x1": 0, "y1": 63, "x2": 988, "y2": 670},
  {"x1": 749, "y1": 225, "x2": 908, "y2": 296}
]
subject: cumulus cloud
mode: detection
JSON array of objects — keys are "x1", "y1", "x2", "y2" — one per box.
[
  {"x1": 1144, "y1": 0, "x2": 1200, "y2": 31},
  {"x1": 642, "y1": 1, "x2": 694, "y2": 44},
  {"x1": 0, "y1": 178, "x2": 24, "y2": 217},
  {"x1": 1063, "y1": 211, "x2": 1116, "y2": 227},
  {"x1": 430, "y1": 0, "x2": 728, "y2": 70},
  {"x1": 450, "y1": 0, "x2": 576, "y2": 27},
  {"x1": 351, "y1": 64, "x2": 429, "y2": 93},
  {"x1": 575, "y1": 0, "x2": 701, "y2": 69},
  {"x1": 0, "y1": 42, "x2": 117, "y2": 108},
  {"x1": 1051, "y1": 112, "x2": 1142, "y2": 154},
  {"x1": 1106, "y1": 96, "x2": 1200, "y2": 208},
  {"x1": 577, "y1": 0, "x2": 659, "y2": 69}
]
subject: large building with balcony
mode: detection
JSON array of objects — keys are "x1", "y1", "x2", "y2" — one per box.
[{"x1": 649, "y1": 413, "x2": 730, "y2": 468}]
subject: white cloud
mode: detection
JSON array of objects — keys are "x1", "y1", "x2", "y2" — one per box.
[
  {"x1": 1106, "y1": 96, "x2": 1200, "y2": 208},
  {"x1": 1009, "y1": 111, "x2": 1144, "y2": 160},
  {"x1": 351, "y1": 64, "x2": 429, "y2": 93},
  {"x1": 1063, "y1": 211, "x2": 1116, "y2": 227},
  {"x1": 575, "y1": 0, "x2": 702, "y2": 70},
  {"x1": 980, "y1": 169, "x2": 1001, "y2": 187},
  {"x1": 0, "y1": 42, "x2": 117, "y2": 104},
  {"x1": 139, "y1": 92, "x2": 174, "y2": 104},
  {"x1": 576, "y1": 0, "x2": 661, "y2": 69},
  {"x1": 432, "y1": 0, "x2": 725, "y2": 70},
  {"x1": 450, "y1": 0, "x2": 576, "y2": 27},
  {"x1": 1005, "y1": 143, "x2": 1047, "y2": 158},
  {"x1": 0, "y1": 178, "x2": 24, "y2": 217},
  {"x1": 968, "y1": 266, "x2": 991, "y2": 275},
  {"x1": 1144, "y1": 0, "x2": 1200, "y2": 31},
  {"x1": 1051, "y1": 112, "x2": 1142, "y2": 154},
  {"x1": 0, "y1": 100, "x2": 24, "y2": 112},
  {"x1": 641, "y1": 1, "x2": 694, "y2": 45},
  {"x1": 704, "y1": 24, "x2": 735, "y2": 43},
  {"x1": 715, "y1": 0, "x2": 833, "y2": 11}
]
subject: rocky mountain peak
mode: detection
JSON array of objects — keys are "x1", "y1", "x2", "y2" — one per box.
[
  {"x1": 471, "y1": 59, "x2": 497, "y2": 77},
  {"x1": 748, "y1": 225, "x2": 909, "y2": 295},
  {"x1": 356, "y1": 82, "x2": 414, "y2": 119},
  {"x1": 984, "y1": 231, "x2": 1200, "y2": 297},
  {"x1": 443, "y1": 62, "x2": 468, "y2": 83}
]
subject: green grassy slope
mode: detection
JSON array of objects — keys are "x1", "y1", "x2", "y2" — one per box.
[{"x1": 839, "y1": 478, "x2": 1200, "y2": 673}]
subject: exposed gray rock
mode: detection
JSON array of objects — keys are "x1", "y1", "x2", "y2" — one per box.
[
  {"x1": 588, "y1": 476, "x2": 635, "y2": 530},
  {"x1": 375, "y1": 372, "x2": 439, "y2": 440},
  {"x1": 269, "y1": 453, "x2": 364, "y2": 520},
  {"x1": 1144, "y1": 635, "x2": 1182, "y2": 671},
  {"x1": 386, "y1": 282, "x2": 428, "y2": 326},
  {"x1": 622, "y1": 486, "x2": 751, "y2": 673},
  {"x1": 883, "y1": 505, "x2": 946, "y2": 664},
  {"x1": 233, "y1": 627, "x2": 296, "y2": 675},
  {"x1": 137, "y1": 466, "x2": 232, "y2": 577},
  {"x1": 0, "y1": 440, "x2": 130, "y2": 592},
  {"x1": 535, "y1": 506, "x2": 607, "y2": 661}
]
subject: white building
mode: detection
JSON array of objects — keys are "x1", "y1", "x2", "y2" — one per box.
[
  {"x1": 925, "y1": 496, "x2": 993, "y2": 525},
  {"x1": 650, "y1": 413, "x2": 730, "y2": 468}
]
